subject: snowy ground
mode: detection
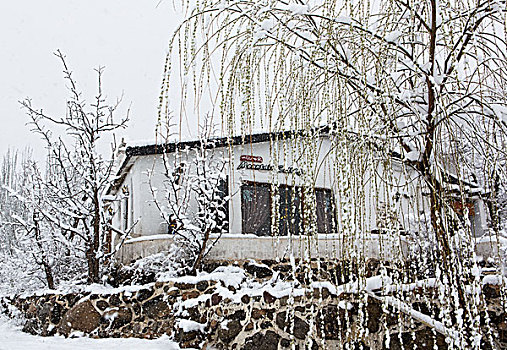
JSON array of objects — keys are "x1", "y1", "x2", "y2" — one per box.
[{"x1": 0, "y1": 317, "x2": 181, "y2": 350}]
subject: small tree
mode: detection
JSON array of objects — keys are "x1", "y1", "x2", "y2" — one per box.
[
  {"x1": 20, "y1": 51, "x2": 129, "y2": 284},
  {"x1": 0, "y1": 149, "x2": 50, "y2": 292},
  {"x1": 149, "y1": 115, "x2": 229, "y2": 273}
]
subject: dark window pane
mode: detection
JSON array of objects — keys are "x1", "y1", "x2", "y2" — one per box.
[
  {"x1": 279, "y1": 185, "x2": 302, "y2": 235},
  {"x1": 316, "y1": 189, "x2": 336, "y2": 233},
  {"x1": 241, "y1": 183, "x2": 271, "y2": 236}
]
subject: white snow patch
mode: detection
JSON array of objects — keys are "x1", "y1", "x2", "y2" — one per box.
[
  {"x1": 175, "y1": 319, "x2": 206, "y2": 333},
  {"x1": 335, "y1": 275, "x2": 393, "y2": 295},
  {"x1": 338, "y1": 300, "x2": 354, "y2": 310},
  {"x1": 0, "y1": 316, "x2": 180, "y2": 350},
  {"x1": 260, "y1": 19, "x2": 275, "y2": 31},
  {"x1": 366, "y1": 275, "x2": 392, "y2": 291},
  {"x1": 163, "y1": 265, "x2": 246, "y2": 289},
  {"x1": 335, "y1": 16, "x2": 352, "y2": 25},
  {"x1": 385, "y1": 31, "x2": 402, "y2": 43},
  {"x1": 280, "y1": 3, "x2": 310, "y2": 14},
  {"x1": 405, "y1": 150, "x2": 421, "y2": 162},
  {"x1": 482, "y1": 275, "x2": 505, "y2": 285},
  {"x1": 125, "y1": 234, "x2": 174, "y2": 244},
  {"x1": 311, "y1": 281, "x2": 337, "y2": 295},
  {"x1": 385, "y1": 278, "x2": 436, "y2": 293},
  {"x1": 380, "y1": 295, "x2": 457, "y2": 339}
]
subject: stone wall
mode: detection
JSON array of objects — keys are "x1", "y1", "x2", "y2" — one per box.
[{"x1": 3, "y1": 259, "x2": 507, "y2": 350}]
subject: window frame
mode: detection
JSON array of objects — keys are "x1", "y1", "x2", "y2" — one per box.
[{"x1": 241, "y1": 181, "x2": 337, "y2": 236}]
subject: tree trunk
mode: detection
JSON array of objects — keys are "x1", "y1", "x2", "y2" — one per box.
[
  {"x1": 34, "y1": 219, "x2": 55, "y2": 289},
  {"x1": 43, "y1": 260, "x2": 55, "y2": 290},
  {"x1": 87, "y1": 189, "x2": 101, "y2": 283},
  {"x1": 422, "y1": 0, "x2": 465, "y2": 309},
  {"x1": 192, "y1": 228, "x2": 211, "y2": 274}
]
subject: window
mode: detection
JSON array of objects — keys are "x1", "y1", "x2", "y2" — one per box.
[
  {"x1": 121, "y1": 185, "x2": 129, "y2": 232},
  {"x1": 241, "y1": 182, "x2": 336, "y2": 236},
  {"x1": 278, "y1": 185, "x2": 302, "y2": 235},
  {"x1": 241, "y1": 182, "x2": 272, "y2": 236},
  {"x1": 315, "y1": 188, "x2": 336, "y2": 234}
]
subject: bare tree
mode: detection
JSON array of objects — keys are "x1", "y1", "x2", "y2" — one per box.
[
  {"x1": 149, "y1": 115, "x2": 229, "y2": 273},
  {"x1": 20, "y1": 50, "x2": 129, "y2": 284}
]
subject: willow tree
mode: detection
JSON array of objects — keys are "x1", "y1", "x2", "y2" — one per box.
[{"x1": 162, "y1": 0, "x2": 507, "y2": 348}]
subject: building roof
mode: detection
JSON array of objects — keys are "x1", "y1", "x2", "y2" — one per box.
[
  {"x1": 107, "y1": 127, "x2": 331, "y2": 194},
  {"x1": 124, "y1": 128, "x2": 329, "y2": 158}
]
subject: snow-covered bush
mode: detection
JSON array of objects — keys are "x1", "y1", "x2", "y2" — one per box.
[{"x1": 149, "y1": 115, "x2": 229, "y2": 273}]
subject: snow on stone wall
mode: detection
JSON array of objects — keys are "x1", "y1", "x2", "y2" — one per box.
[{"x1": 3, "y1": 259, "x2": 506, "y2": 349}]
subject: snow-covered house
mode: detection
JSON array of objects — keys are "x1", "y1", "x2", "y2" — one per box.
[{"x1": 107, "y1": 128, "x2": 488, "y2": 263}]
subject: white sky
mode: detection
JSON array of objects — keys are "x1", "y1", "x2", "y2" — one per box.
[{"x1": 0, "y1": 0, "x2": 185, "y2": 160}]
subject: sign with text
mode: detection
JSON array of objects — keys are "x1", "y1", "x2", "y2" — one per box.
[
  {"x1": 237, "y1": 159, "x2": 302, "y2": 176},
  {"x1": 240, "y1": 155, "x2": 263, "y2": 163}
]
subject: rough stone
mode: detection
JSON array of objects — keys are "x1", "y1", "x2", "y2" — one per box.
[
  {"x1": 244, "y1": 262, "x2": 273, "y2": 279},
  {"x1": 182, "y1": 290, "x2": 200, "y2": 301},
  {"x1": 366, "y1": 298, "x2": 382, "y2": 333},
  {"x1": 196, "y1": 281, "x2": 209, "y2": 292},
  {"x1": 50, "y1": 303, "x2": 64, "y2": 324},
  {"x1": 143, "y1": 296, "x2": 170, "y2": 319},
  {"x1": 25, "y1": 302, "x2": 37, "y2": 318},
  {"x1": 261, "y1": 260, "x2": 276, "y2": 267},
  {"x1": 176, "y1": 329, "x2": 205, "y2": 349},
  {"x1": 9, "y1": 258, "x2": 507, "y2": 350},
  {"x1": 167, "y1": 288, "x2": 180, "y2": 297},
  {"x1": 260, "y1": 321, "x2": 272, "y2": 329},
  {"x1": 136, "y1": 288, "x2": 154, "y2": 302},
  {"x1": 22, "y1": 319, "x2": 39, "y2": 335},
  {"x1": 272, "y1": 264, "x2": 293, "y2": 273},
  {"x1": 241, "y1": 294, "x2": 251, "y2": 304},
  {"x1": 293, "y1": 317, "x2": 310, "y2": 340},
  {"x1": 57, "y1": 300, "x2": 101, "y2": 336},
  {"x1": 280, "y1": 337, "x2": 291, "y2": 348},
  {"x1": 211, "y1": 293, "x2": 222, "y2": 306},
  {"x1": 483, "y1": 283, "x2": 501, "y2": 299},
  {"x1": 132, "y1": 302, "x2": 141, "y2": 316},
  {"x1": 263, "y1": 291, "x2": 276, "y2": 304},
  {"x1": 38, "y1": 302, "x2": 51, "y2": 322},
  {"x1": 316, "y1": 305, "x2": 344, "y2": 340},
  {"x1": 109, "y1": 294, "x2": 121, "y2": 307},
  {"x1": 383, "y1": 327, "x2": 447, "y2": 350},
  {"x1": 313, "y1": 287, "x2": 330, "y2": 299},
  {"x1": 174, "y1": 282, "x2": 195, "y2": 290},
  {"x1": 228, "y1": 310, "x2": 246, "y2": 321},
  {"x1": 243, "y1": 330, "x2": 280, "y2": 350},
  {"x1": 218, "y1": 319, "x2": 242, "y2": 343},
  {"x1": 95, "y1": 300, "x2": 109, "y2": 311},
  {"x1": 103, "y1": 307, "x2": 133, "y2": 329},
  {"x1": 275, "y1": 312, "x2": 310, "y2": 340},
  {"x1": 252, "y1": 308, "x2": 267, "y2": 319}
]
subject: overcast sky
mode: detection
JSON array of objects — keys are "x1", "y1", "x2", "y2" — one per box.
[{"x1": 0, "y1": 0, "x2": 184, "y2": 160}]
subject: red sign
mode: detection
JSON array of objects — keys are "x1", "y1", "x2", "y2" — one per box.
[
  {"x1": 451, "y1": 201, "x2": 475, "y2": 217},
  {"x1": 240, "y1": 155, "x2": 263, "y2": 163}
]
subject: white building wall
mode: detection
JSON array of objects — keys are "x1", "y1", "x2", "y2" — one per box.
[
  {"x1": 114, "y1": 135, "x2": 340, "y2": 240},
  {"x1": 111, "y1": 135, "x2": 487, "y2": 262}
]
